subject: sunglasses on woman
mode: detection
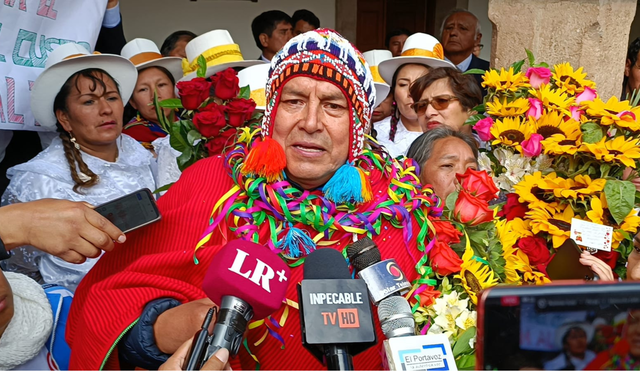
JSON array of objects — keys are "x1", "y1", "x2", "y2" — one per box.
[{"x1": 411, "y1": 95, "x2": 459, "y2": 115}]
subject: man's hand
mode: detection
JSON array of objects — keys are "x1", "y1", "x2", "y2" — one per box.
[
  {"x1": 154, "y1": 298, "x2": 215, "y2": 354},
  {"x1": 107, "y1": 0, "x2": 119, "y2": 9},
  {"x1": 159, "y1": 337, "x2": 231, "y2": 371},
  {"x1": 0, "y1": 199, "x2": 125, "y2": 263}
]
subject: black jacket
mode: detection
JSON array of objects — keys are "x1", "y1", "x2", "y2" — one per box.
[
  {"x1": 95, "y1": 16, "x2": 126, "y2": 55},
  {"x1": 468, "y1": 54, "x2": 490, "y2": 97}
]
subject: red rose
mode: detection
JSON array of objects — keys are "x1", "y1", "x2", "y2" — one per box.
[
  {"x1": 432, "y1": 219, "x2": 462, "y2": 244},
  {"x1": 453, "y1": 190, "x2": 494, "y2": 226},
  {"x1": 516, "y1": 236, "x2": 550, "y2": 266},
  {"x1": 204, "y1": 139, "x2": 222, "y2": 156},
  {"x1": 428, "y1": 240, "x2": 463, "y2": 276},
  {"x1": 177, "y1": 77, "x2": 212, "y2": 110},
  {"x1": 226, "y1": 98, "x2": 256, "y2": 127},
  {"x1": 206, "y1": 128, "x2": 237, "y2": 155},
  {"x1": 213, "y1": 68, "x2": 240, "y2": 101},
  {"x1": 456, "y1": 168, "x2": 499, "y2": 202},
  {"x1": 498, "y1": 193, "x2": 529, "y2": 221},
  {"x1": 193, "y1": 103, "x2": 227, "y2": 138},
  {"x1": 592, "y1": 250, "x2": 620, "y2": 271},
  {"x1": 417, "y1": 285, "x2": 441, "y2": 308}
]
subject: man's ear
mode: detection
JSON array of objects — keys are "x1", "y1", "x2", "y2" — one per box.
[
  {"x1": 475, "y1": 32, "x2": 483, "y2": 46},
  {"x1": 625, "y1": 58, "x2": 632, "y2": 77},
  {"x1": 55, "y1": 109, "x2": 73, "y2": 132},
  {"x1": 259, "y1": 33, "x2": 270, "y2": 49}
]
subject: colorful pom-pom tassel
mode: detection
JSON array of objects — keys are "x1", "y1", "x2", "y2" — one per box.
[
  {"x1": 324, "y1": 161, "x2": 370, "y2": 204},
  {"x1": 279, "y1": 224, "x2": 316, "y2": 258},
  {"x1": 242, "y1": 136, "x2": 286, "y2": 182}
]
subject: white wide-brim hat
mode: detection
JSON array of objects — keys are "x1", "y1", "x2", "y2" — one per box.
[
  {"x1": 121, "y1": 38, "x2": 183, "y2": 82},
  {"x1": 554, "y1": 322, "x2": 595, "y2": 350},
  {"x1": 31, "y1": 43, "x2": 137, "y2": 128},
  {"x1": 378, "y1": 33, "x2": 455, "y2": 85},
  {"x1": 237, "y1": 63, "x2": 270, "y2": 111},
  {"x1": 363, "y1": 50, "x2": 393, "y2": 108},
  {"x1": 180, "y1": 29, "x2": 266, "y2": 82}
]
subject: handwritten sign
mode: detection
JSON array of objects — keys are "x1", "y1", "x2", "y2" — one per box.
[
  {"x1": 570, "y1": 218, "x2": 614, "y2": 252},
  {"x1": 0, "y1": 0, "x2": 107, "y2": 131}
]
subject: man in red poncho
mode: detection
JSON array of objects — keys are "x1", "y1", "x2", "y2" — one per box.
[{"x1": 67, "y1": 28, "x2": 442, "y2": 370}]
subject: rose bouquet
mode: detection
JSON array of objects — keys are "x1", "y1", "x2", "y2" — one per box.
[
  {"x1": 467, "y1": 51, "x2": 640, "y2": 278},
  {"x1": 155, "y1": 56, "x2": 260, "y2": 173}
]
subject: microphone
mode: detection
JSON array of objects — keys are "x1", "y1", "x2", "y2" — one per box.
[
  {"x1": 298, "y1": 248, "x2": 377, "y2": 370},
  {"x1": 377, "y1": 296, "x2": 415, "y2": 338},
  {"x1": 184, "y1": 240, "x2": 291, "y2": 370},
  {"x1": 347, "y1": 237, "x2": 411, "y2": 305}
]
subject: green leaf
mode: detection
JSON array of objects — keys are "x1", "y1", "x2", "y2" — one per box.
[
  {"x1": 153, "y1": 183, "x2": 174, "y2": 194},
  {"x1": 445, "y1": 190, "x2": 459, "y2": 214},
  {"x1": 471, "y1": 104, "x2": 486, "y2": 114},
  {"x1": 251, "y1": 111, "x2": 264, "y2": 121},
  {"x1": 153, "y1": 91, "x2": 170, "y2": 132},
  {"x1": 157, "y1": 98, "x2": 183, "y2": 109},
  {"x1": 463, "y1": 68, "x2": 486, "y2": 75},
  {"x1": 511, "y1": 59, "x2": 525, "y2": 73},
  {"x1": 581, "y1": 122, "x2": 604, "y2": 144},
  {"x1": 197, "y1": 55, "x2": 207, "y2": 78},
  {"x1": 604, "y1": 179, "x2": 636, "y2": 225},
  {"x1": 525, "y1": 48, "x2": 535, "y2": 67},
  {"x1": 239, "y1": 85, "x2": 251, "y2": 100},
  {"x1": 187, "y1": 130, "x2": 203, "y2": 145},
  {"x1": 177, "y1": 147, "x2": 193, "y2": 170},
  {"x1": 538, "y1": 62, "x2": 549, "y2": 68},
  {"x1": 456, "y1": 353, "x2": 476, "y2": 370},
  {"x1": 169, "y1": 125, "x2": 187, "y2": 152},
  {"x1": 453, "y1": 326, "x2": 477, "y2": 357}
]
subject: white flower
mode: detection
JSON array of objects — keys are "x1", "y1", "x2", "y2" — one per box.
[
  {"x1": 455, "y1": 310, "x2": 477, "y2": 331},
  {"x1": 469, "y1": 335, "x2": 476, "y2": 349},
  {"x1": 478, "y1": 152, "x2": 493, "y2": 174},
  {"x1": 427, "y1": 323, "x2": 455, "y2": 343}
]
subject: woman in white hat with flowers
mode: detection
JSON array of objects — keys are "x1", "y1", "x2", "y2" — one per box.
[
  {"x1": 375, "y1": 33, "x2": 455, "y2": 158},
  {"x1": 0, "y1": 43, "x2": 157, "y2": 291}
]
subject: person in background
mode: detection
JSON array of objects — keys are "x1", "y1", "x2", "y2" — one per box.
[
  {"x1": 363, "y1": 50, "x2": 393, "y2": 124},
  {"x1": 160, "y1": 31, "x2": 197, "y2": 58},
  {"x1": 1, "y1": 44, "x2": 156, "y2": 291},
  {"x1": 121, "y1": 38, "x2": 183, "y2": 151},
  {"x1": 622, "y1": 37, "x2": 640, "y2": 100},
  {"x1": 292, "y1": 9, "x2": 320, "y2": 36},
  {"x1": 586, "y1": 309, "x2": 640, "y2": 370},
  {"x1": 251, "y1": 10, "x2": 293, "y2": 62},
  {"x1": 473, "y1": 44, "x2": 483, "y2": 58},
  {"x1": 386, "y1": 28, "x2": 411, "y2": 57},
  {"x1": 375, "y1": 33, "x2": 455, "y2": 158},
  {"x1": 544, "y1": 323, "x2": 596, "y2": 370},
  {"x1": 441, "y1": 9, "x2": 489, "y2": 92}
]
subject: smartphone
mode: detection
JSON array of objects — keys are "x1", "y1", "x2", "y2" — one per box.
[
  {"x1": 94, "y1": 188, "x2": 161, "y2": 233},
  {"x1": 476, "y1": 282, "x2": 640, "y2": 370},
  {"x1": 546, "y1": 238, "x2": 595, "y2": 281}
]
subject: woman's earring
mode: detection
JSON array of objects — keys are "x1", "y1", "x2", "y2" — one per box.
[{"x1": 69, "y1": 133, "x2": 80, "y2": 150}]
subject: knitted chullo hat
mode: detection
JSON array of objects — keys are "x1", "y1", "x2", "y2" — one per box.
[{"x1": 242, "y1": 28, "x2": 376, "y2": 204}]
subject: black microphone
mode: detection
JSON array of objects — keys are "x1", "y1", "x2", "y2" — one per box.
[{"x1": 298, "y1": 248, "x2": 377, "y2": 370}]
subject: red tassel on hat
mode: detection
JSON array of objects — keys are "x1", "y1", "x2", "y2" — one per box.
[{"x1": 242, "y1": 137, "x2": 286, "y2": 182}]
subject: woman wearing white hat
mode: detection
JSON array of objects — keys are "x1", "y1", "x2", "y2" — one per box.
[
  {"x1": 121, "y1": 38, "x2": 183, "y2": 151},
  {"x1": 544, "y1": 322, "x2": 596, "y2": 370},
  {"x1": 0, "y1": 43, "x2": 157, "y2": 291},
  {"x1": 375, "y1": 33, "x2": 454, "y2": 158}
]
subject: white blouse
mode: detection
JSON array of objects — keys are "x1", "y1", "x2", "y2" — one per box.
[
  {"x1": 374, "y1": 116, "x2": 423, "y2": 158},
  {"x1": 1, "y1": 134, "x2": 157, "y2": 291}
]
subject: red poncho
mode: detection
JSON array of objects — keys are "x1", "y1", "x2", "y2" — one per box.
[{"x1": 67, "y1": 155, "x2": 427, "y2": 370}]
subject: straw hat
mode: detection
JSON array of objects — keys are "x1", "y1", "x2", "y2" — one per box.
[
  {"x1": 121, "y1": 38, "x2": 183, "y2": 82},
  {"x1": 554, "y1": 322, "x2": 595, "y2": 349},
  {"x1": 378, "y1": 33, "x2": 455, "y2": 85},
  {"x1": 237, "y1": 63, "x2": 270, "y2": 111},
  {"x1": 180, "y1": 29, "x2": 266, "y2": 82},
  {"x1": 31, "y1": 43, "x2": 137, "y2": 128},
  {"x1": 362, "y1": 50, "x2": 392, "y2": 108}
]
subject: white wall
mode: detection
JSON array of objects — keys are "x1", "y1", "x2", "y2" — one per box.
[
  {"x1": 467, "y1": 0, "x2": 491, "y2": 62},
  {"x1": 119, "y1": 0, "x2": 335, "y2": 60}
]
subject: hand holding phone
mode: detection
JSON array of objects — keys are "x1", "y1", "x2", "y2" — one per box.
[{"x1": 94, "y1": 189, "x2": 161, "y2": 234}]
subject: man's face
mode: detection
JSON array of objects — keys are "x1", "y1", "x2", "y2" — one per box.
[
  {"x1": 626, "y1": 310, "x2": 640, "y2": 358},
  {"x1": 169, "y1": 36, "x2": 191, "y2": 59},
  {"x1": 263, "y1": 21, "x2": 293, "y2": 56},
  {"x1": 441, "y1": 12, "x2": 480, "y2": 57},
  {"x1": 294, "y1": 20, "x2": 316, "y2": 36},
  {"x1": 421, "y1": 136, "x2": 477, "y2": 200},
  {"x1": 271, "y1": 76, "x2": 351, "y2": 190},
  {"x1": 388, "y1": 34, "x2": 408, "y2": 57}
]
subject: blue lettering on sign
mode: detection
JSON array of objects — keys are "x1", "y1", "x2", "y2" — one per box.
[
  {"x1": 0, "y1": 23, "x2": 4, "y2": 63},
  {"x1": 12, "y1": 29, "x2": 90, "y2": 68}
]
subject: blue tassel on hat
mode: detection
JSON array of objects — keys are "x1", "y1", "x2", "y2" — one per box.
[
  {"x1": 324, "y1": 161, "x2": 372, "y2": 204},
  {"x1": 279, "y1": 223, "x2": 316, "y2": 258}
]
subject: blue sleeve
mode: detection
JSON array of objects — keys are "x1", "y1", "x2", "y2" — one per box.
[{"x1": 118, "y1": 297, "x2": 181, "y2": 370}]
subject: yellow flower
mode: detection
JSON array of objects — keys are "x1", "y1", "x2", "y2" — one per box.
[
  {"x1": 580, "y1": 136, "x2": 640, "y2": 168},
  {"x1": 588, "y1": 194, "x2": 640, "y2": 249},
  {"x1": 482, "y1": 67, "x2": 530, "y2": 92},
  {"x1": 514, "y1": 172, "x2": 558, "y2": 211},
  {"x1": 487, "y1": 97, "x2": 530, "y2": 117},
  {"x1": 581, "y1": 96, "x2": 638, "y2": 129},
  {"x1": 541, "y1": 128, "x2": 582, "y2": 155},
  {"x1": 529, "y1": 84, "x2": 575, "y2": 113},
  {"x1": 551, "y1": 63, "x2": 596, "y2": 95},
  {"x1": 496, "y1": 218, "x2": 533, "y2": 250},
  {"x1": 533, "y1": 111, "x2": 582, "y2": 139},
  {"x1": 540, "y1": 174, "x2": 606, "y2": 200},
  {"x1": 502, "y1": 244, "x2": 550, "y2": 285},
  {"x1": 527, "y1": 205, "x2": 575, "y2": 248},
  {"x1": 456, "y1": 246, "x2": 499, "y2": 305},
  {"x1": 491, "y1": 116, "x2": 533, "y2": 152}
]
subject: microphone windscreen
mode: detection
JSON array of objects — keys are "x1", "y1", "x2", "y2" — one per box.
[
  {"x1": 378, "y1": 296, "x2": 415, "y2": 337},
  {"x1": 347, "y1": 237, "x2": 381, "y2": 272},
  {"x1": 202, "y1": 240, "x2": 290, "y2": 319},
  {"x1": 303, "y1": 248, "x2": 350, "y2": 279}
]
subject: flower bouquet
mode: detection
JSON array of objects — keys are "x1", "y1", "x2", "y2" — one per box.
[
  {"x1": 467, "y1": 51, "x2": 640, "y2": 278},
  {"x1": 154, "y1": 55, "x2": 260, "y2": 174}
]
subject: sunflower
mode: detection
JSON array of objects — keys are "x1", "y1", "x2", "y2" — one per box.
[
  {"x1": 486, "y1": 97, "x2": 530, "y2": 117},
  {"x1": 528, "y1": 83, "x2": 575, "y2": 113},
  {"x1": 551, "y1": 63, "x2": 596, "y2": 96},
  {"x1": 502, "y1": 244, "x2": 525, "y2": 284},
  {"x1": 456, "y1": 246, "x2": 499, "y2": 305},
  {"x1": 514, "y1": 172, "x2": 558, "y2": 211},
  {"x1": 532, "y1": 111, "x2": 582, "y2": 139},
  {"x1": 541, "y1": 126, "x2": 583, "y2": 155},
  {"x1": 587, "y1": 194, "x2": 640, "y2": 249},
  {"x1": 581, "y1": 97, "x2": 637, "y2": 129},
  {"x1": 540, "y1": 174, "x2": 606, "y2": 200},
  {"x1": 491, "y1": 116, "x2": 533, "y2": 152},
  {"x1": 580, "y1": 136, "x2": 640, "y2": 168},
  {"x1": 482, "y1": 67, "x2": 530, "y2": 92},
  {"x1": 496, "y1": 218, "x2": 533, "y2": 250},
  {"x1": 527, "y1": 205, "x2": 575, "y2": 248}
]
